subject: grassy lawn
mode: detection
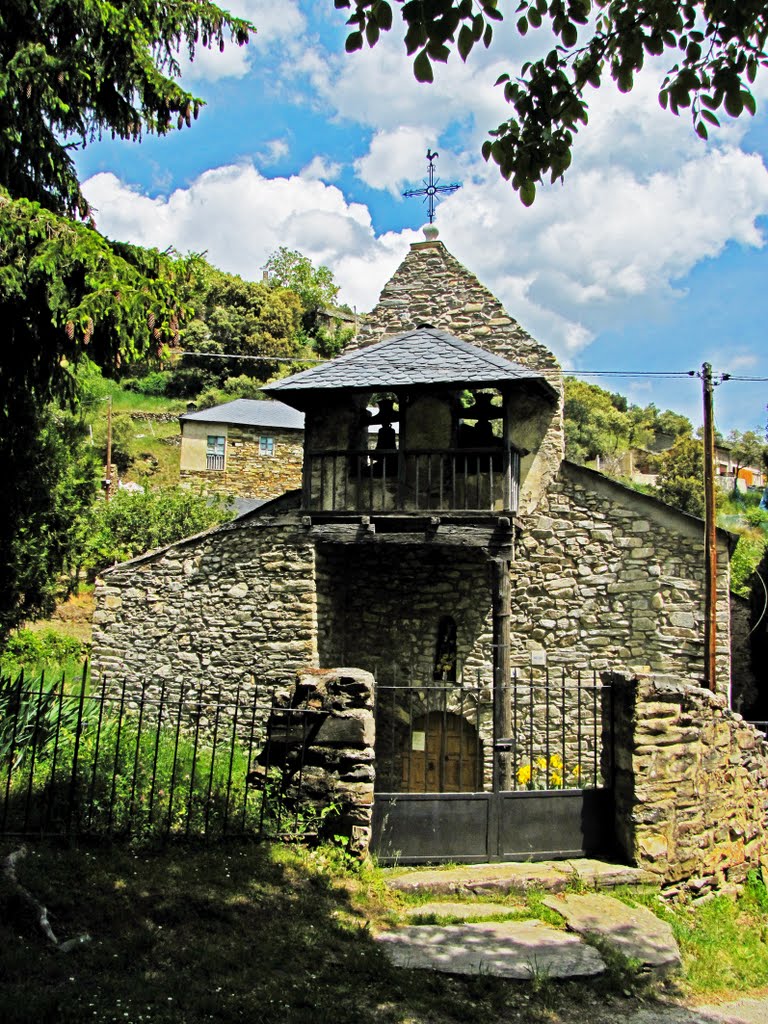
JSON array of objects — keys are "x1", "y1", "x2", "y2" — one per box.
[{"x1": 3, "y1": 843, "x2": 768, "y2": 1024}]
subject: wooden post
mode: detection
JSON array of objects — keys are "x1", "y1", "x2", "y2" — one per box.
[
  {"x1": 105, "y1": 394, "x2": 113, "y2": 502},
  {"x1": 701, "y1": 362, "x2": 718, "y2": 692},
  {"x1": 492, "y1": 557, "x2": 512, "y2": 790}
]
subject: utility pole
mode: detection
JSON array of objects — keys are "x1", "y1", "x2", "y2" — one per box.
[
  {"x1": 701, "y1": 363, "x2": 717, "y2": 692},
  {"x1": 105, "y1": 394, "x2": 113, "y2": 503}
]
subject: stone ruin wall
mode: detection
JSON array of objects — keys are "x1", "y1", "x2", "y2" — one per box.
[
  {"x1": 263, "y1": 667, "x2": 376, "y2": 857},
  {"x1": 180, "y1": 426, "x2": 303, "y2": 502},
  {"x1": 91, "y1": 504, "x2": 318, "y2": 717},
  {"x1": 612, "y1": 674, "x2": 768, "y2": 891}
]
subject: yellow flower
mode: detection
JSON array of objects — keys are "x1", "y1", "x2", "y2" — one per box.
[
  {"x1": 571, "y1": 765, "x2": 582, "y2": 780},
  {"x1": 549, "y1": 754, "x2": 563, "y2": 770},
  {"x1": 535, "y1": 756, "x2": 547, "y2": 772},
  {"x1": 549, "y1": 771, "x2": 563, "y2": 788},
  {"x1": 517, "y1": 764, "x2": 532, "y2": 786}
]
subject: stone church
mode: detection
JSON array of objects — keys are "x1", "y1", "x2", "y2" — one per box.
[{"x1": 92, "y1": 231, "x2": 744, "y2": 868}]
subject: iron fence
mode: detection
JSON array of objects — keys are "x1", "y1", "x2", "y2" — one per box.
[
  {"x1": 374, "y1": 669, "x2": 613, "y2": 795},
  {"x1": 0, "y1": 667, "x2": 321, "y2": 843}
]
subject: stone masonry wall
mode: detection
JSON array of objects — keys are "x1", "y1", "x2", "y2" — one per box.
[
  {"x1": 513, "y1": 461, "x2": 732, "y2": 693},
  {"x1": 349, "y1": 239, "x2": 564, "y2": 515},
  {"x1": 91, "y1": 500, "x2": 317, "y2": 709},
  {"x1": 180, "y1": 427, "x2": 303, "y2": 501},
  {"x1": 315, "y1": 542, "x2": 494, "y2": 688},
  {"x1": 262, "y1": 667, "x2": 375, "y2": 857},
  {"x1": 612, "y1": 674, "x2": 768, "y2": 890}
]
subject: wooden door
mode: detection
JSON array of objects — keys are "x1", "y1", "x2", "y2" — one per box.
[{"x1": 401, "y1": 711, "x2": 480, "y2": 793}]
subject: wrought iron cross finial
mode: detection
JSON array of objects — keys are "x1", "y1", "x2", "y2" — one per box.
[{"x1": 403, "y1": 150, "x2": 461, "y2": 224}]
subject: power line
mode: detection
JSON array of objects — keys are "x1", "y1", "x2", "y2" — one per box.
[{"x1": 175, "y1": 350, "x2": 325, "y2": 364}]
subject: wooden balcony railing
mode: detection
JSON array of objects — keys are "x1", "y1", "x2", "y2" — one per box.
[{"x1": 303, "y1": 447, "x2": 520, "y2": 514}]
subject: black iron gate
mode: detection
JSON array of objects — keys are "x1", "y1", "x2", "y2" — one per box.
[{"x1": 371, "y1": 670, "x2": 614, "y2": 864}]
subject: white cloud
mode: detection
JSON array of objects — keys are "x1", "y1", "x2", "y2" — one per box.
[
  {"x1": 258, "y1": 139, "x2": 290, "y2": 165},
  {"x1": 181, "y1": 0, "x2": 306, "y2": 83},
  {"x1": 300, "y1": 156, "x2": 342, "y2": 181},
  {"x1": 83, "y1": 165, "x2": 412, "y2": 312},
  {"x1": 354, "y1": 126, "x2": 437, "y2": 194}
]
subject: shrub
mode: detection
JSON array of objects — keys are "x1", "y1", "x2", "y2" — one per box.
[
  {"x1": 0, "y1": 628, "x2": 87, "y2": 677},
  {"x1": 123, "y1": 371, "x2": 173, "y2": 396},
  {"x1": 81, "y1": 487, "x2": 234, "y2": 575}
]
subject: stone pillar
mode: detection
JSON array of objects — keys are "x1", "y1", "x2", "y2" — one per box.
[
  {"x1": 612, "y1": 672, "x2": 768, "y2": 893},
  {"x1": 282, "y1": 667, "x2": 376, "y2": 857}
]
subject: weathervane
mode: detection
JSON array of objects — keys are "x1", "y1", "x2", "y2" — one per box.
[{"x1": 403, "y1": 150, "x2": 461, "y2": 224}]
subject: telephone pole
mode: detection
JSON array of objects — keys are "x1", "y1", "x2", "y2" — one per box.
[{"x1": 701, "y1": 363, "x2": 717, "y2": 692}]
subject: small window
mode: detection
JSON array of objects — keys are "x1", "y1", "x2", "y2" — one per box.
[
  {"x1": 206, "y1": 435, "x2": 225, "y2": 471},
  {"x1": 260, "y1": 436, "x2": 275, "y2": 456}
]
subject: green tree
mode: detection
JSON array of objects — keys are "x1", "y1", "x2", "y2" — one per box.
[
  {"x1": 263, "y1": 247, "x2": 344, "y2": 344},
  {"x1": 0, "y1": 399, "x2": 98, "y2": 635},
  {"x1": 1, "y1": 0, "x2": 252, "y2": 217},
  {"x1": 80, "y1": 487, "x2": 233, "y2": 575},
  {"x1": 652, "y1": 407, "x2": 694, "y2": 440},
  {"x1": 177, "y1": 261, "x2": 306, "y2": 387},
  {"x1": 725, "y1": 428, "x2": 767, "y2": 491},
  {"x1": 563, "y1": 377, "x2": 633, "y2": 463},
  {"x1": 337, "y1": 1, "x2": 768, "y2": 204},
  {"x1": 655, "y1": 436, "x2": 705, "y2": 516},
  {"x1": 0, "y1": 2, "x2": 251, "y2": 643}
]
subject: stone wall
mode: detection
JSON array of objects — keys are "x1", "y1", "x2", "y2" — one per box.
[
  {"x1": 513, "y1": 461, "x2": 732, "y2": 693},
  {"x1": 730, "y1": 593, "x2": 758, "y2": 714},
  {"x1": 262, "y1": 667, "x2": 375, "y2": 856},
  {"x1": 315, "y1": 542, "x2": 494, "y2": 688},
  {"x1": 612, "y1": 673, "x2": 768, "y2": 890},
  {"x1": 180, "y1": 426, "x2": 303, "y2": 501},
  {"x1": 91, "y1": 497, "x2": 317, "y2": 707}
]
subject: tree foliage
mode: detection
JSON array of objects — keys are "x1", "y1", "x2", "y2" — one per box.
[
  {"x1": 263, "y1": 247, "x2": 340, "y2": 318},
  {"x1": 79, "y1": 487, "x2": 233, "y2": 575},
  {"x1": 563, "y1": 376, "x2": 689, "y2": 464},
  {"x1": 725, "y1": 428, "x2": 768, "y2": 489},
  {"x1": 0, "y1": 399, "x2": 98, "y2": 635},
  {"x1": 0, "y1": 192, "x2": 194, "y2": 416},
  {"x1": 0, "y1": 0, "x2": 252, "y2": 217},
  {"x1": 336, "y1": 0, "x2": 768, "y2": 204},
  {"x1": 655, "y1": 435, "x2": 705, "y2": 517}
]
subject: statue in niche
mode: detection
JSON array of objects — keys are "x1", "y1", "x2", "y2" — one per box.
[
  {"x1": 367, "y1": 397, "x2": 398, "y2": 475},
  {"x1": 433, "y1": 615, "x2": 457, "y2": 683}
]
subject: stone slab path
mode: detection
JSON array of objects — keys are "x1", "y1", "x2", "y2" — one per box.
[
  {"x1": 377, "y1": 858, "x2": 683, "y2": 983},
  {"x1": 376, "y1": 919, "x2": 606, "y2": 979},
  {"x1": 384, "y1": 857, "x2": 655, "y2": 896},
  {"x1": 542, "y1": 891, "x2": 682, "y2": 973}
]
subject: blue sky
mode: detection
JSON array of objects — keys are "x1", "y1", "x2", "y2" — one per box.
[{"x1": 76, "y1": 1, "x2": 768, "y2": 436}]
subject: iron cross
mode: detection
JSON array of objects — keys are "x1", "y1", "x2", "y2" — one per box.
[{"x1": 403, "y1": 150, "x2": 461, "y2": 223}]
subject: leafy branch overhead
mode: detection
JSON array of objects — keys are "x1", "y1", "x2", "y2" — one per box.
[
  {"x1": 0, "y1": 0, "x2": 253, "y2": 218},
  {"x1": 336, "y1": 0, "x2": 768, "y2": 204}
]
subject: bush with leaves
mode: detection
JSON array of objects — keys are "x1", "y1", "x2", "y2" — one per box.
[{"x1": 81, "y1": 488, "x2": 234, "y2": 576}]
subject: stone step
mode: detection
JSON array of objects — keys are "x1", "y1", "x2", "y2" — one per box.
[
  {"x1": 384, "y1": 858, "x2": 655, "y2": 896},
  {"x1": 376, "y1": 919, "x2": 606, "y2": 979},
  {"x1": 404, "y1": 901, "x2": 521, "y2": 921},
  {"x1": 542, "y1": 892, "x2": 682, "y2": 974}
]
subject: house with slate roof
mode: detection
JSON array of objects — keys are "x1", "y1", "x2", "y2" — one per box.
[
  {"x1": 91, "y1": 230, "x2": 737, "y2": 867},
  {"x1": 179, "y1": 398, "x2": 304, "y2": 502}
]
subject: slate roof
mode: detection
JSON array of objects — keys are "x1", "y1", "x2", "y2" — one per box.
[
  {"x1": 265, "y1": 327, "x2": 555, "y2": 407},
  {"x1": 180, "y1": 399, "x2": 304, "y2": 431}
]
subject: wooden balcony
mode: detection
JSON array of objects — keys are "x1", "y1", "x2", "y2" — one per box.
[{"x1": 303, "y1": 447, "x2": 520, "y2": 515}]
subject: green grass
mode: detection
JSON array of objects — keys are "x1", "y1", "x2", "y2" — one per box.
[
  {"x1": 3, "y1": 843, "x2": 768, "y2": 1023},
  {"x1": 609, "y1": 878, "x2": 768, "y2": 996}
]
